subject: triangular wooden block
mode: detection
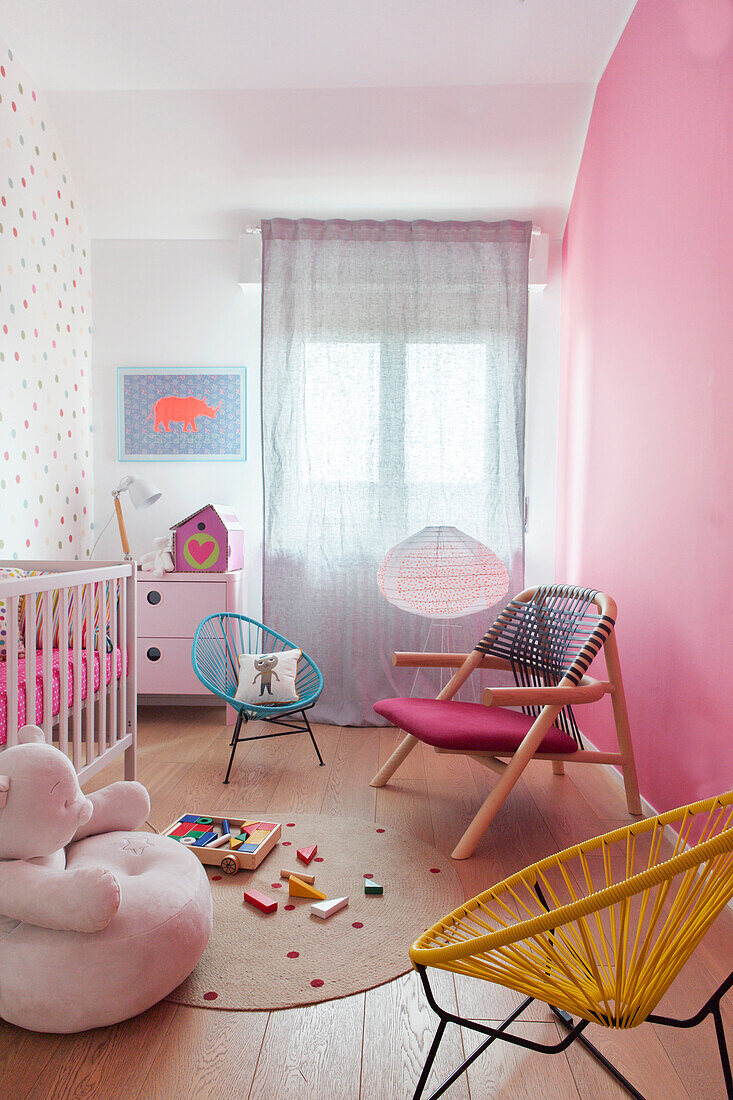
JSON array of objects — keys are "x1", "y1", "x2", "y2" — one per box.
[
  {"x1": 297, "y1": 845, "x2": 317, "y2": 865},
  {"x1": 230, "y1": 837, "x2": 243, "y2": 850},
  {"x1": 289, "y1": 875, "x2": 327, "y2": 901},
  {"x1": 310, "y1": 896, "x2": 349, "y2": 920}
]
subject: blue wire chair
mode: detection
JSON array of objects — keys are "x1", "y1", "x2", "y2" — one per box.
[{"x1": 192, "y1": 613, "x2": 325, "y2": 783}]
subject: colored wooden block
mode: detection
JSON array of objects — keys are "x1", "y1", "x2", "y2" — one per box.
[
  {"x1": 289, "y1": 875, "x2": 327, "y2": 901},
  {"x1": 206, "y1": 833, "x2": 231, "y2": 848},
  {"x1": 221, "y1": 819, "x2": 230, "y2": 837},
  {"x1": 186, "y1": 828, "x2": 207, "y2": 838},
  {"x1": 243, "y1": 889, "x2": 277, "y2": 915},
  {"x1": 239, "y1": 843, "x2": 260, "y2": 853},
  {"x1": 229, "y1": 837, "x2": 243, "y2": 850},
  {"x1": 193, "y1": 831, "x2": 218, "y2": 847},
  {"x1": 365, "y1": 880, "x2": 383, "y2": 895},
  {"x1": 246, "y1": 831, "x2": 270, "y2": 846},
  {"x1": 280, "y1": 868, "x2": 315, "y2": 884},
  {"x1": 310, "y1": 896, "x2": 349, "y2": 920},
  {"x1": 297, "y1": 845, "x2": 317, "y2": 866},
  {"x1": 170, "y1": 824, "x2": 192, "y2": 838},
  {"x1": 256, "y1": 822, "x2": 278, "y2": 832},
  {"x1": 180, "y1": 815, "x2": 198, "y2": 823},
  {"x1": 237, "y1": 831, "x2": 250, "y2": 842}
]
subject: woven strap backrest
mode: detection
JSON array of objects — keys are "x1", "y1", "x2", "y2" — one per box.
[
  {"x1": 473, "y1": 585, "x2": 615, "y2": 745},
  {"x1": 194, "y1": 613, "x2": 321, "y2": 700}
]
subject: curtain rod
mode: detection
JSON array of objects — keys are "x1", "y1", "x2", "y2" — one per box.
[{"x1": 244, "y1": 223, "x2": 543, "y2": 236}]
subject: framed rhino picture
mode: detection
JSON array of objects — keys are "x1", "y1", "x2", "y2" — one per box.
[{"x1": 118, "y1": 368, "x2": 246, "y2": 461}]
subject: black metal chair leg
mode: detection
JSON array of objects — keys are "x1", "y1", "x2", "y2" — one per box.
[
  {"x1": 412, "y1": 1019, "x2": 447, "y2": 1100},
  {"x1": 302, "y1": 710, "x2": 324, "y2": 766},
  {"x1": 713, "y1": 1005, "x2": 733, "y2": 1099},
  {"x1": 223, "y1": 711, "x2": 244, "y2": 784},
  {"x1": 551, "y1": 1008, "x2": 646, "y2": 1100}
]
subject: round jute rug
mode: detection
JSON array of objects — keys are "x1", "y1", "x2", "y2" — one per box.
[{"x1": 168, "y1": 813, "x2": 464, "y2": 1011}]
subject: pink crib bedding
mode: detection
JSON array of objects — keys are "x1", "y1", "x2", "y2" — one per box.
[{"x1": 0, "y1": 648, "x2": 123, "y2": 744}]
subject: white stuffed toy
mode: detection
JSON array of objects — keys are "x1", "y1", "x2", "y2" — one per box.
[
  {"x1": 139, "y1": 536, "x2": 174, "y2": 577},
  {"x1": 0, "y1": 726, "x2": 212, "y2": 1032}
]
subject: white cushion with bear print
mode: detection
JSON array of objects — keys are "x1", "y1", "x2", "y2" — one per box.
[{"x1": 235, "y1": 649, "x2": 302, "y2": 707}]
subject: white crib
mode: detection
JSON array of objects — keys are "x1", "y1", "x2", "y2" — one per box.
[{"x1": 0, "y1": 560, "x2": 137, "y2": 783}]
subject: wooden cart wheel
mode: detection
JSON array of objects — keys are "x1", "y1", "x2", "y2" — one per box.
[{"x1": 220, "y1": 855, "x2": 239, "y2": 875}]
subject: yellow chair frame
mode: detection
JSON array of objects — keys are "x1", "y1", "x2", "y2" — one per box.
[
  {"x1": 371, "y1": 584, "x2": 642, "y2": 859},
  {"x1": 409, "y1": 791, "x2": 733, "y2": 1099}
]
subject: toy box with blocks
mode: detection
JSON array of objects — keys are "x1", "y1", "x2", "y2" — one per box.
[{"x1": 162, "y1": 814, "x2": 281, "y2": 874}]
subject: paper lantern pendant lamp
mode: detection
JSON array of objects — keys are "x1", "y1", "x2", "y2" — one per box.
[{"x1": 377, "y1": 526, "x2": 509, "y2": 619}]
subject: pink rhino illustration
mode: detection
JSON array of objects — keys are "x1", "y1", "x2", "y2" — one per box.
[{"x1": 147, "y1": 395, "x2": 222, "y2": 432}]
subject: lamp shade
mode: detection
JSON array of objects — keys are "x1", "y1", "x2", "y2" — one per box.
[
  {"x1": 377, "y1": 526, "x2": 509, "y2": 619},
  {"x1": 126, "y1": 475, "x2": 162, "y2": 510}
]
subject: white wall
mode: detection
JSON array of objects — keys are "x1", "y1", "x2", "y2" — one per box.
[
  {"x1": 91, "y1": 235, "x2": 559, "y2": 613},
  {"x1": 91, "y1": 239, "x2": 262, "y2": 614}
]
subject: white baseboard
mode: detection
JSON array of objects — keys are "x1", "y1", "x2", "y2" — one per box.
[{"x1": 581, "y1": 732, "x2": 733, "y2": 913}]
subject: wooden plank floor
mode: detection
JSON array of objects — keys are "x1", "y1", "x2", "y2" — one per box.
[{"x1": 2, "y1": 705, "x2": 731, "y2": 1099}]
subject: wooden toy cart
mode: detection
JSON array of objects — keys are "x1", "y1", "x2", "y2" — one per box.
[{"x1": 162, "y1": 814, "x2": 281, "y2": 874}]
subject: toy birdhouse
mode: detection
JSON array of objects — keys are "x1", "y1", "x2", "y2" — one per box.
[{"x1": 171, "y1": 505, "x2": 244, "y2": 573}]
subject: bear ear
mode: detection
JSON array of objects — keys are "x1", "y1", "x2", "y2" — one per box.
[
  {"x1": 0, "y1": 776, "x2": 9, "y2": 809},
  {"x1": 17, "y1": 725, "x2": 46, "y2": 746}
]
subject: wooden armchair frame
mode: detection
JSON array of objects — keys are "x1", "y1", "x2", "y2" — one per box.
[{"x1": 371, "y1": 585, "x2": 642, "y2": 859}]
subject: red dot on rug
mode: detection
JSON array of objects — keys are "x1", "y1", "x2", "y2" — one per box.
[
  {"x1": 352, "y1": 922, "x2": 364, "y2": 929},
  {"x1": 314, "y1": 856, "x2": 324, "y2": 862},
  {"x1": 203, "y1": 991, "x2": 218, "y2": 1001},
  {"x1": 284, "y1": 904, "x2": 295, "y2": 911},
  {"x1": 286, "y1": 822, "x2": 295, "y2": 827},
  {"x1": 211, "y1": 875, "x2": 222, "y2": 881},
  {"x1": 376, "y1": 828, "x2": 385, "y2": 833},
  {"x1": 363, "y1": 873, "x2": 373, "y2": 879},
  {"x1": 429, "y1": 868, "x2": 441, "y2": 874},
  {"x1": 286, "y1": 951, "x2": 299, "y2": 959},
  {"x1": 310, "y1": 979, "x2": 324, "y2": 988},
  {"x1": 282, "y1": 841, "x2": 292, "y2": 846},
  {"x1": 272, "y1": 882, "x2": 282, "y2": 889}
]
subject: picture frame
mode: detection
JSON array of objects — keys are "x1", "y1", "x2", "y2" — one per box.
[{"x1": 117, "y1": 367, "x2": 246, "y2": 461}]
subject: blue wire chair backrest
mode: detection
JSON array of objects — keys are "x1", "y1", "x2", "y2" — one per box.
[{"x1": 192, "y1": 613, "x2": 323, "y2": 706}]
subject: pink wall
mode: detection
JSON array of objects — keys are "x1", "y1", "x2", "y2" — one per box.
[{"x1": 558, "y1": 0, "x2": 733, "y2": 811}]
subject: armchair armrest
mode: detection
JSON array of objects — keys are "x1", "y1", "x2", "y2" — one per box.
[
  {"x1": 481, "y1": 676, "x2": 609, "y2": 708},
  {"x1": 392, "y1": 652, "x2": 512, "y2": 672}
]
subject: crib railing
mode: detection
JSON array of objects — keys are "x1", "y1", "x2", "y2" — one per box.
[{"x1": 0, "y1": 560, "x2": 137, "y2": 782}]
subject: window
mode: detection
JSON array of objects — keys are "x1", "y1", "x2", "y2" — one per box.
[{"x1": 302, "y1": 340, "x2": 490, "y2": 487}]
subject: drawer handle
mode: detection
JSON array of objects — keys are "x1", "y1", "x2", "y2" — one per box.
[
  {"x1": 146, "y1": 590, "x2": 162, "y2": 606},
  {"x1": 146, "y1": 647, "x2": 162, "y2": 662}
]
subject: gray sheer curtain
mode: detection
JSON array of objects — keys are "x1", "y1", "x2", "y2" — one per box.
[{"x1": 261, "y1": 218, "x2": 531, "y2": 725}]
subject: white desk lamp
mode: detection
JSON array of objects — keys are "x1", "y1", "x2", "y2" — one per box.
[{"x1": 111, "y1": 475, "x2": 162, "y2": 560}]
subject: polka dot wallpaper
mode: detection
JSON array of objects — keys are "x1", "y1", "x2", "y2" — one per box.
[{"x1": 0, "y1": 37, "x2": 94, "y2": 561}]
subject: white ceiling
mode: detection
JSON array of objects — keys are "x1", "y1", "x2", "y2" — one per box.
[{"x1": 0, "y1": 0, "x2": 637, "y2": 239}]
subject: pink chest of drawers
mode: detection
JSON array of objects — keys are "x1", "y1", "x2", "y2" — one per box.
[{"x1": 137, "y1": 570, "x2": 244, "y2": 702}]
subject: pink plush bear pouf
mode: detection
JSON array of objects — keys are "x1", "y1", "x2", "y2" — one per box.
[{"x1": 0, "y1": 726, "x2": 212, "y2": 1032}]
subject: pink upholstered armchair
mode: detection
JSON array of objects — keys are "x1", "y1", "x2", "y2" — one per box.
[{"x1": 372, "y1": 584, "x2": 641, "y2": 858}]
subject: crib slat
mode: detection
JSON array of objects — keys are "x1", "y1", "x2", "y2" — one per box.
[
  {"x1": 124, "y1": 571, "x2": 137, "y2": 781},
  {"x1": 25, "y1": 589, "x2": 37, "y2": 731},
  {"x1": 72, "y1": 585, "x2": 83, "y2": 771},
  {"x1": 120, "y1": 575, "x2": 128, "y2": 754},
  {"x1": 42, "y1": 590, "x2": 53, "y2": 739},
  {"x1": 97, "y1": 579, "x2": 107, "y2": 758},
  {"x1": 59, "y1": 585, "x2": 69, "y2": 757},
  {"x1": 7, "y1": 596, "x2": 19, "y2": 746},
  {"x1": 85, "y1": 582, "x2": 95, "y2": 766},
  {"x1": 110, "y1": 577, "x2": 118, "y2": 745}
]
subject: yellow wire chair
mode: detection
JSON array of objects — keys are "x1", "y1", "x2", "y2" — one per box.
[
  {"x1": 409, "y1": 791, "x2": 733, "y2": 1100},
  {"x1": 372, "y1": 584, "x2": 642, "y2": 859}
]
